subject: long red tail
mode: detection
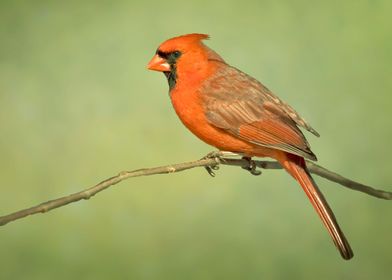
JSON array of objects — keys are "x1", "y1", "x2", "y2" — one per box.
[{"x1": 278, "y1": 153, "x2": 353, "y2": 260}]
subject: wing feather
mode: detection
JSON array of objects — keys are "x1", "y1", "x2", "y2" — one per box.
[{"x1": 201, "y1": 63, "x2": 318, "y2": 160}]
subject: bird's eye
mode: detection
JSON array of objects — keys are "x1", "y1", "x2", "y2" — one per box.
[{"x1": 172, "y1": 51, "x2": 181, "y2": 59}]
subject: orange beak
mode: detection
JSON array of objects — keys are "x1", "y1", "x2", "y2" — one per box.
[{"x1": 147, "y1": 54, "x2": 171, "y2": 72}]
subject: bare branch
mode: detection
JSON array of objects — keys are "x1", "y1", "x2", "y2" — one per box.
[
  {"x1": 0, "y1": 153, "x2": 390, "y2": 227},
  {"x1": 306, "y1": 162, "x2": 392, "y2": 200}
]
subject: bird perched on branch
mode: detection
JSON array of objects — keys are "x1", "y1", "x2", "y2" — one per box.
[{"x1": 147, "y1": 33, "x2": 353, "y2": 260}]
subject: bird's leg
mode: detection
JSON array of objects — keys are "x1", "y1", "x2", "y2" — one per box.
[
  {"x1": 201, "y1": 151, "x2": 222, "y2": 177},
  {"x1": 201, "y1": 151, "x2": 238, "y2": 177},
  {"x1": 202, "y1": 151, "x2": 245, "y2": 177},
  {"x1": 242, "y1": 156, "x2": 262, "y2": 176}
]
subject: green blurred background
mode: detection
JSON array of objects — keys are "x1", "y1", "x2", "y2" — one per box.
[{"x1": 0, "y1": 0, "x2": 391, "y2": 279}]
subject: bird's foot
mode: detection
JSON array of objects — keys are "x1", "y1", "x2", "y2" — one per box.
[
  {"x1": 202, "y1": 151, "x2": 223, "y2": 177},
  {"x1": 242, "y1": 156, "x2": 262, "y2": 176},
  {"x1": 202, "y1": 151, "x2": 238, "y2": 177}
]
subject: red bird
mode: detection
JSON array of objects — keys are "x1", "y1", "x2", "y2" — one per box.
[{"x1": 147, "y1": 33, "x2": 353, "y2": 260}]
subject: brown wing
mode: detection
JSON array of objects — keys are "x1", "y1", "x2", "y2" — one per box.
[{"x1": 201, "y1": 62, "x2": 318, "y2": 161}]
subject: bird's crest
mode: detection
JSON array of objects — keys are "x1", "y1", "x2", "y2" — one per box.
[{"x1": 157, "y1": 33, "x2": 210, "y2": 53}]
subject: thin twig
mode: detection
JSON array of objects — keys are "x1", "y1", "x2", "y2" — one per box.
[
  {"x1": 306, "y1": 162, "x2": 392, "y2": 200},
  {"x1": 0, "y1": 153, "x2": 390, "y2": 227}
]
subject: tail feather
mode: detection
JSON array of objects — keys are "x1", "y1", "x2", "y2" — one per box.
[{"x1": 279, "y1": 154, "x2": 353, "y2": 260}]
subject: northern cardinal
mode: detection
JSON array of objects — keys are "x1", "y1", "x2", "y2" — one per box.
[{"x1": 147, "y1": 33, "x2": 353, "y2": 260}]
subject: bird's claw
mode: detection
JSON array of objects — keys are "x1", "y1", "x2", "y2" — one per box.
[
  {"x1": 242, "y1": 157, "x2": 262, "y2": 176},
  {"x1": 205, "y1": 165, "x2": 220, "y2": 177},
  {"x1": 202, "y1": 152, "x2": 261, "y2": 177},
  {"x1": 202, "y1": 151, "x2": 223, "y2": 177}
]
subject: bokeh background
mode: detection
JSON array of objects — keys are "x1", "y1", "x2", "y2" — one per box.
[{"x1": 1, "y1": 0, "x2": 391, "y2": 279}]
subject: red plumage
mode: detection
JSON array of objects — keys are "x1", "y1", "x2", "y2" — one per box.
[{"x1": 147, "y1": 33, "x2": 353, "y2": 260}]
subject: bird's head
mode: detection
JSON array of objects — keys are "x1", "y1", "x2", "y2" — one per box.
[{"x1": 147, "y1": 33, "x2": 224, "y2": 90}]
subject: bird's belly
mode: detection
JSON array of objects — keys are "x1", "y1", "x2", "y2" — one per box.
[{"x1": 170, "y1": 90, "x2": 274, "y2": 158}]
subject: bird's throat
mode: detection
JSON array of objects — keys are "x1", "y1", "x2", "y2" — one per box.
[{"x1": 164, "y1": 66, "x2": 177, "y2": 92}]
